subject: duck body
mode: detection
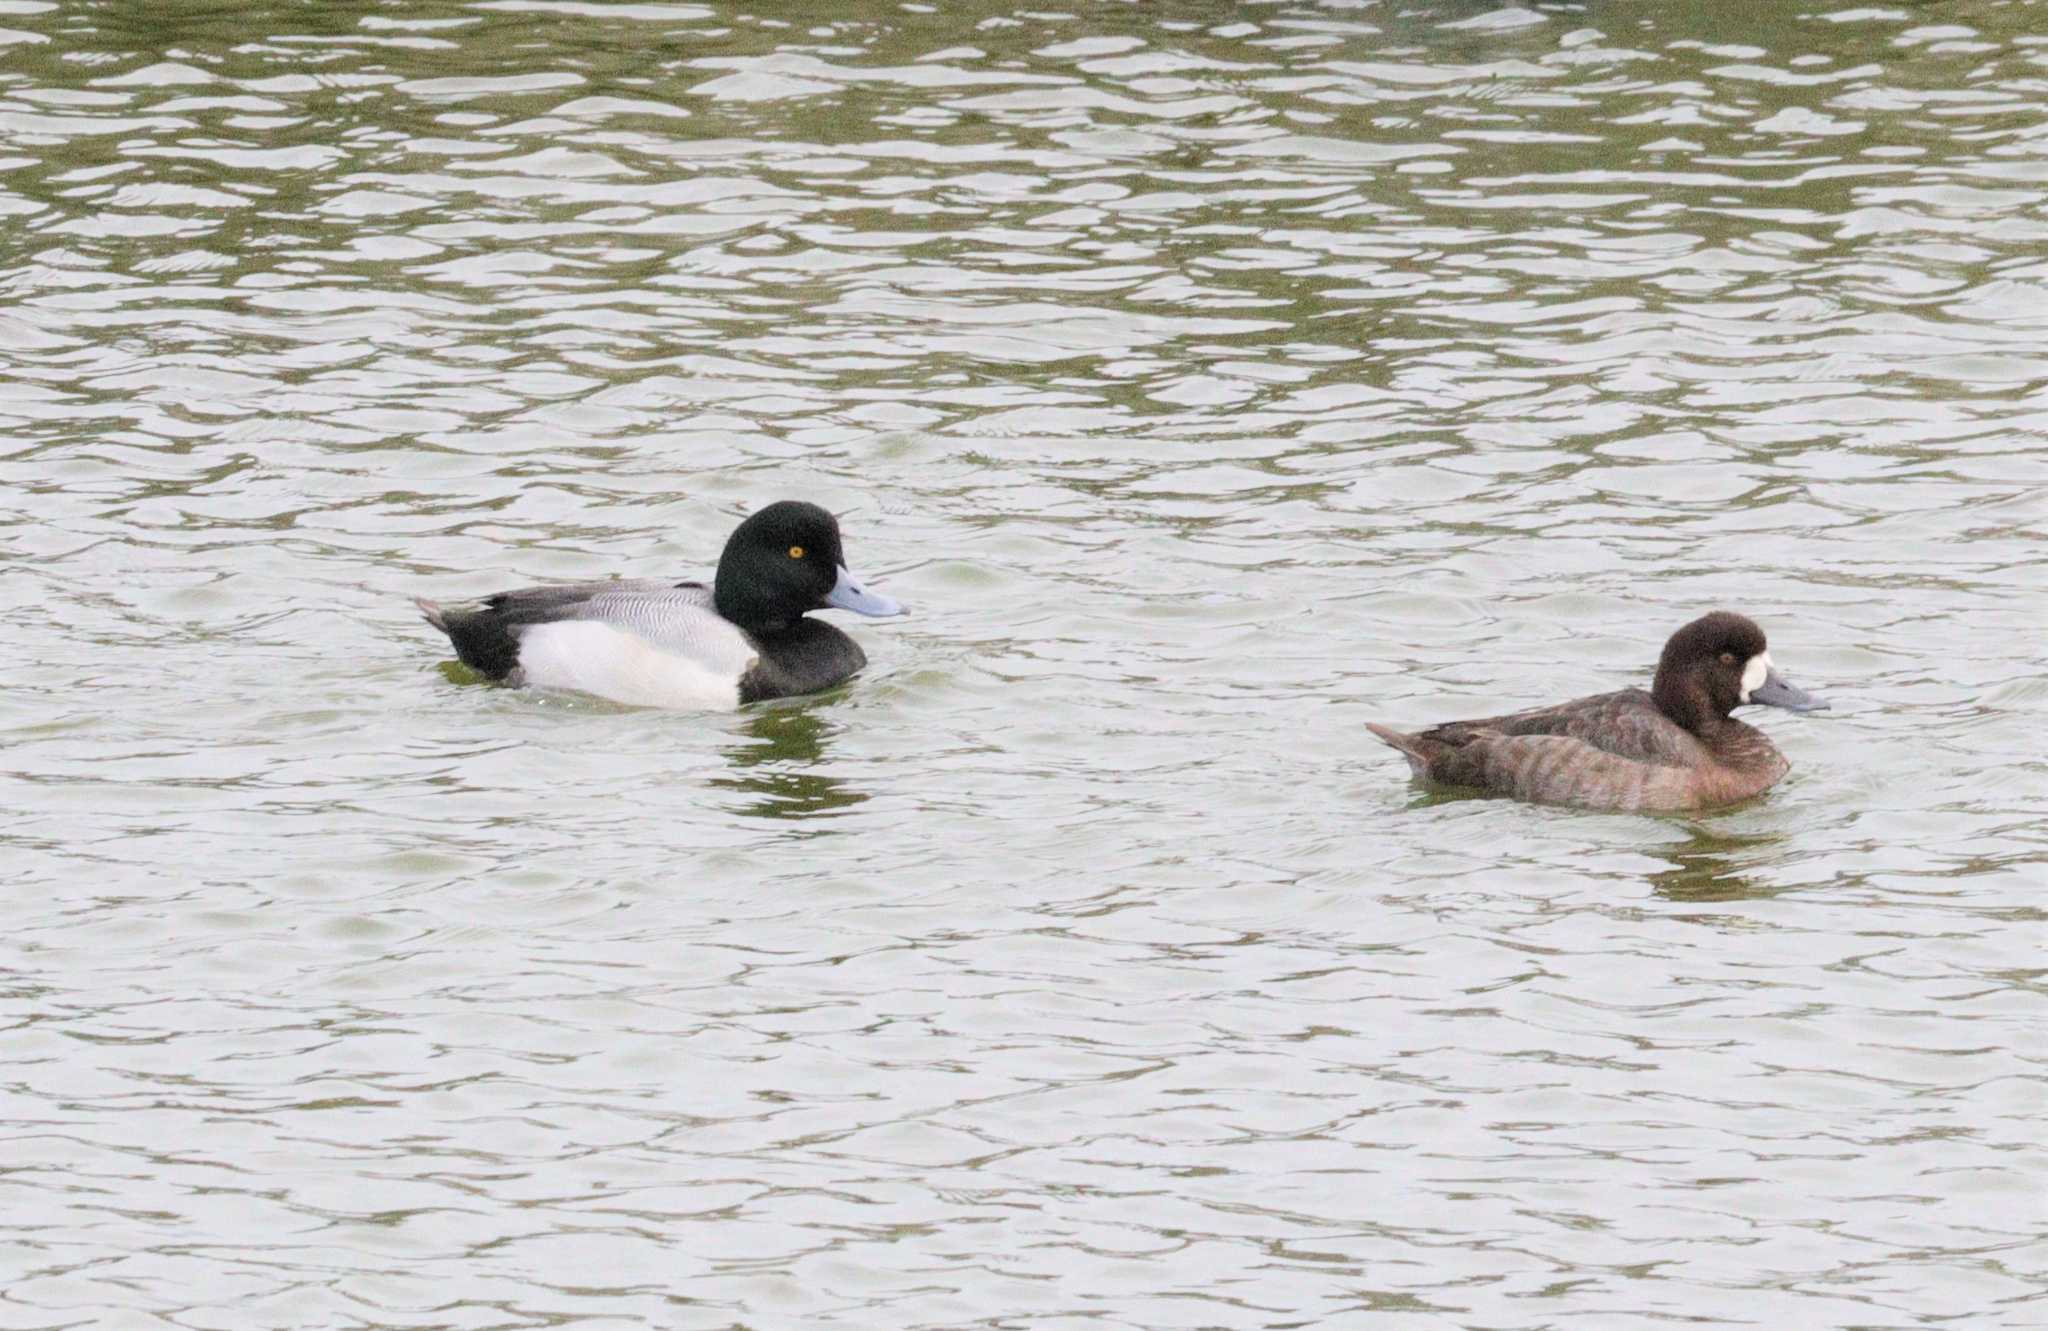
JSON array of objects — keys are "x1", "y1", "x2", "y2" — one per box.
[
  {"x1": 1368, "y1": 612, "x2": 1826, "y2": 813},
  {"x1": 417, "y1": 501, "x2": 901, "y2": 710}
]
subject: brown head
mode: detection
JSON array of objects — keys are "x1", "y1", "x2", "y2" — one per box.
[{"x1": 1651, "y1": 611, "x2": 1828, "y2": 733}]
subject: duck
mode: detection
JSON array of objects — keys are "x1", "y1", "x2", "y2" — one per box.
[
  {"x1": 1367, "y1": 611, "x2": 1828, "y2": 813},
  {"x1": 416, "y1": 500, "x2": 904, "y2": 709}
]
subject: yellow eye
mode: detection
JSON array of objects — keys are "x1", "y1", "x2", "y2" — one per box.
[{"x1": 788, "y1": 545, "x2": 804, "y2": 559}]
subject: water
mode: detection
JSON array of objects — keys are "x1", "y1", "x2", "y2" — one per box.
[{"x1": 3, "y1": 2, "x2": 2044, "y2": 1326}]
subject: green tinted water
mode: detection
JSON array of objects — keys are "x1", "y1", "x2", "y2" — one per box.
[{"x1": 3, "y1": 3, "x2": 2043, "y2": 1326}]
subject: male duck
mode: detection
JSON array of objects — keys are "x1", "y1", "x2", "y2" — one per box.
[
  {"x1": 417, "y1": 500, "x2": 903, "y2": 709},
  {"x1": 1367, "y1": 611, "x2": 1828, "y2": 812}
]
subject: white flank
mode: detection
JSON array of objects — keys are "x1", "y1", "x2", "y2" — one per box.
[
  {"x1": 1740, "y1": 651, "x2": 1771, "y2": 702},
  {"x1": 515, "y1": 621, "x2": 747, "y2": 710}
]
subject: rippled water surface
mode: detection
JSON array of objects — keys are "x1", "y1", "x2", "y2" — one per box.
[{"x1": 4, "y1": 1, "x2": 2045, "y2": 1326}]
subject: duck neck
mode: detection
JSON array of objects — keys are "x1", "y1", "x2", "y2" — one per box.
[
  {"x1": 1652, "y1": 674, "x2": 1728, "y2": 741},
  {"x1": 715, "y1": 576, "x2": 799, "y2": 636},
  {"x1": 1655, "y1": 685, "x2": 1762, "y2": 756},
  {"x1": 1694, "y1": 710, "x2": 1752, "y2": 750}
]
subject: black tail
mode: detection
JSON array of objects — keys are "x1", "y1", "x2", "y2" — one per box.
[{"x1": 416, "y1": 596, "x2": 520, "y2": 679}]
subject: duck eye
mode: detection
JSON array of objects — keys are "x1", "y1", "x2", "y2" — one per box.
[{"x1": 788, "y1": 545, "x2": 804, "y2": 559}]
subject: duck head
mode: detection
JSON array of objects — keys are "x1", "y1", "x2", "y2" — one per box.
[
  {"x1": 1652, "y1": 610, "x2": 1828, "y2": 731},
  {"x1": 713, "y1": 500, "x2": 904, "y2": 635}
]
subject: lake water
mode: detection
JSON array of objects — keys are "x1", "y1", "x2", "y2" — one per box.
[{"x1": 3, "y1": 2, "x2": 2044, "y2": 1327}]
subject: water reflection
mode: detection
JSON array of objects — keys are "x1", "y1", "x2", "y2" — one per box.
[
  {"x1": 1401, "y1": 785, "x2": 1487, "y2": 812},
  {"x1": 713, "y1": 706, "x2": 867, "y2": 821},
  {"x1": 1647, "y1": 826, "x2": 1786, "y2": 903},
  {"x1": 3, "y1": 1, "x2": 2040, "y2": 1326}
]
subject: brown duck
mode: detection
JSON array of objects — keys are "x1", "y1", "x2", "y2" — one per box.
[{"x1": 1368, "y1": 612, "x2": 1828, "y2": 813}]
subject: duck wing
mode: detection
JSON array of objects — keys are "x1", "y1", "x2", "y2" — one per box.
[
  {"x1": 1368, "y1": 689, "x2": 1713, "y2": 811},
  {"x1": 1421, "y1": 688, "x2": 1700, "y2": 765},
  {"x1": 420, "y1": 579, "x2": 758, "y2": 684}
]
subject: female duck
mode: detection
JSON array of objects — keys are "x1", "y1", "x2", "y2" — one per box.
[
  {"x1": 1367, "y1": 611, "x2": 1827, "y2": 813},
  {"x1": 417, "y1": 500, "x2": 903, "y2": 709}
]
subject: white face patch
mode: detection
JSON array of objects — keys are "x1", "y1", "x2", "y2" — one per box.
[{"x1": 1739, "y1": 651, "x2": 1771, "y2": 702}]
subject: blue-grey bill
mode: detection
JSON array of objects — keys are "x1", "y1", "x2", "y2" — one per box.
[
  {"x1": 823, "y1": 565, "x2": 904, "y2": 617},
  {"x1": 1751, "y1": 667, "x2": 1827, "y2": 712}
]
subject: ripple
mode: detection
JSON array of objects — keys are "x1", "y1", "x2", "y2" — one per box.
[{"x1": 0, "y1": 2, "x2": 2041, "y2": 1327}]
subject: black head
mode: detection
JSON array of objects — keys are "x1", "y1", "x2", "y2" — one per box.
[
  {"x1": 1651, "y1": 610, "x2": 1826, "y2": 731},
  {"x1": 713, "y1": 501, "x2": 901, "y2": 635}
]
